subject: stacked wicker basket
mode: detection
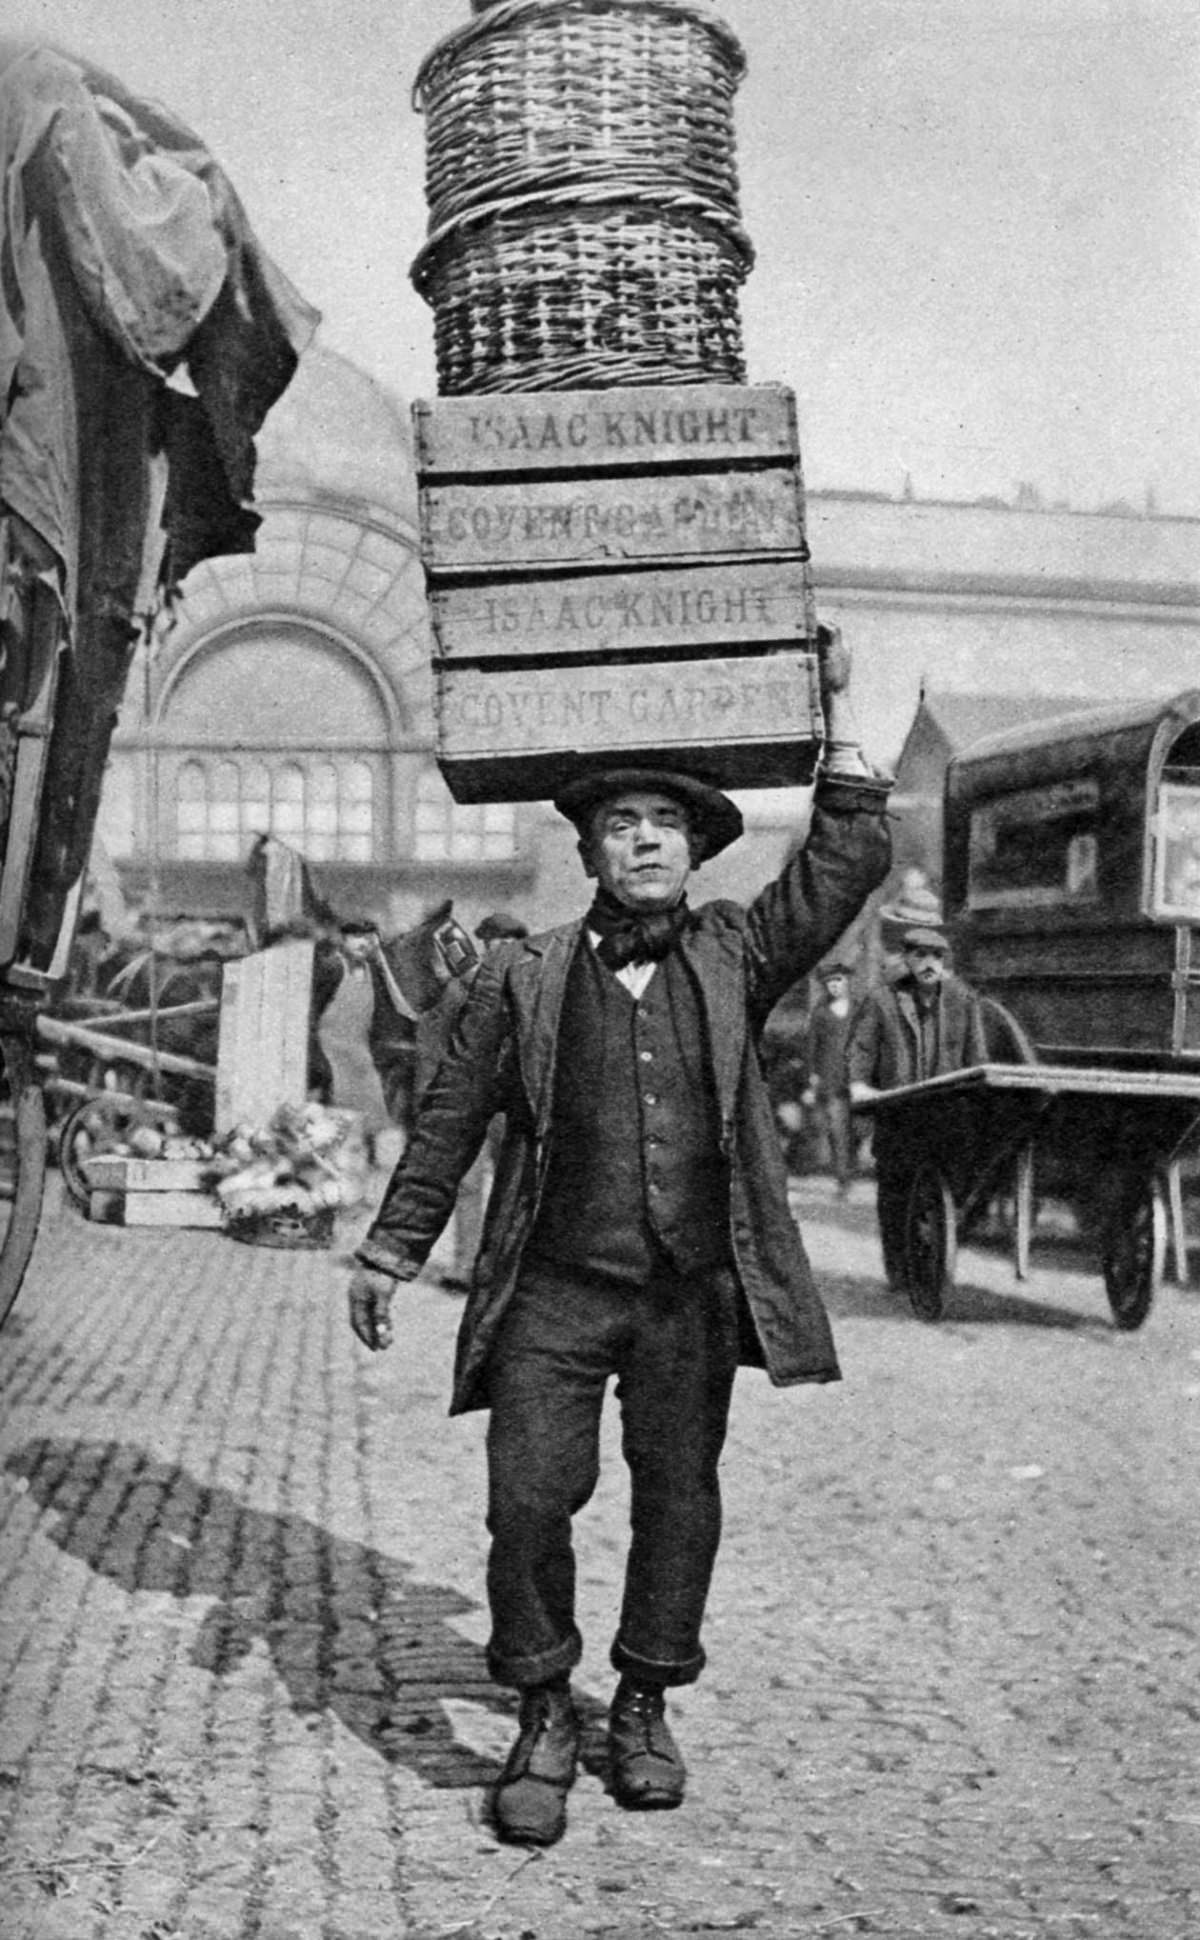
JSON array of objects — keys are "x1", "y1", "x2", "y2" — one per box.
[
  {"x1": 412, "y1": 0, "x2": 753, "y2": 394},
  {"x1": 409, "y1": 0, "x2": 824, "y2": 802}
]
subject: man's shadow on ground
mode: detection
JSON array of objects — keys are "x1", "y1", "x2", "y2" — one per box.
[{"x1": 5, "y1": 1437, "x2": 611, "y2": 1792}]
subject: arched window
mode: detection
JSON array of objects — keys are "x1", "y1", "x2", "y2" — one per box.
[
  {"x1": 167, "y1": 756, "x2": 379, "y2": 862},
  {"x1": 414, "y1": 766, "x2": 517, "y2": 862}
]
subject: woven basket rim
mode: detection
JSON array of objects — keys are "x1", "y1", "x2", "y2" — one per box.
[
  {"x1": 414, "y1": 0, "x2": 746, "y2": 110},
  {"x1": 412, "y1": 183, "x2": 754, "y2": 291}
]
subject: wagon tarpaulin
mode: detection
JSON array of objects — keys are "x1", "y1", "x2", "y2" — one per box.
[{"x1": 0, "y1": 38, "x2": 319, "y2": 964}]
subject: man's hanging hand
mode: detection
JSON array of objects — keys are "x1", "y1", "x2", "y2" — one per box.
[{"x1": 348, "y1": 1265, "x2": 397, "y2": 1351}]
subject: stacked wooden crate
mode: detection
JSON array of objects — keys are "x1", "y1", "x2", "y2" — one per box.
[
  {"x1": 416, "y1": 383, "x2": 822, "y2": 801},
  {"x1": 83, "y1": 1154, "x2": 224, "y2": 1229},
  {"x1": 409, "y1": 1, "x2": 827, "y2": 804}
]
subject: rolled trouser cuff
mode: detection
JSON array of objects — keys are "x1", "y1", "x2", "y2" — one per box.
[
  {"x1": 611, "y1": 1636, "x2": 706, "y2": 1688},
  {"x1": 487, "y1": 1626, "x2": 583, "y2": 1692}
]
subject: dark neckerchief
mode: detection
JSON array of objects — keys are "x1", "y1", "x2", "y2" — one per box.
[{"x1": 586, "y1": 889, "x2": 690, "y2": 971}]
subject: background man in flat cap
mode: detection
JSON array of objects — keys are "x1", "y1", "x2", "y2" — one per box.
[
  {"x1": 846, "y1": 924, "x2": 988, "y2": 1292},
  {"x1": 344, "y1": 631, "x2": 891, "y2": 1847},
  {"x1": 802, "y1": 959, "x2": 860, "y2": 1196}
]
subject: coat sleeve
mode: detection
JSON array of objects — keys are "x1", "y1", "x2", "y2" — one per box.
[
  {"x1": 742, "y1": 771, "x2": 892, "y2": 1025},
  {"x1": 355, "y1": 954, "x2": 513, "y2": 1279},
  {"x1": 844, "y1": 992, "x2": 885, "y2": 1091}
]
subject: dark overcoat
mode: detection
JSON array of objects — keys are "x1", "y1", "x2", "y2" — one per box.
[
  {"x1": 844, "y1": 970, "x2": 989, "y2": 1097},
  {"x1": 357, "y1": 773, "x2": 891, "y2": 1413}
]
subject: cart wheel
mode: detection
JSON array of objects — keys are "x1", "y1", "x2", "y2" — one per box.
[
  {"x1": 1102, "y1": 1174, "x2": 1165, "y2": 1331},
  {"x1": 0, "y1": 1029, "x2": 48, "y2": 1335},
  {"x1": 57, "y1": 1094, "x2": 149, "y2": 1214},
  {"x1": 904, "y1": 1164, "x2": 957, "y2": 1322}
]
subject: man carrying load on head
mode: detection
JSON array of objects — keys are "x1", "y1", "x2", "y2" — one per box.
[{"x1": 342, "y1": 626, "x2": 892, "y2": 1846}]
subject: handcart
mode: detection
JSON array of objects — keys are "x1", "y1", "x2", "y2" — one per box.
[
  {"x1": 864, "y1": 1062, "x2": 1200, "y2": 1330},
  {"x1": 37, "y1": 996, "x2": 220, "y2": 1212}
]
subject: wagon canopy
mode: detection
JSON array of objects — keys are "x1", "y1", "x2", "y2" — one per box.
[{"x1": 0, "y1": 38, "x2": 319, "y2": 963}]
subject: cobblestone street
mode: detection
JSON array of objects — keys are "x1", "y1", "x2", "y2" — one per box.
[{"x1": 1, "y1": 1174, "x2": 1197, "y2": 1940}]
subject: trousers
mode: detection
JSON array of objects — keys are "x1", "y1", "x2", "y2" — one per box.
[{"x1": 483, "y1": 1256, "x2": 742, "y2": 1690}]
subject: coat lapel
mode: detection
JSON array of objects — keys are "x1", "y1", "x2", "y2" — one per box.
[
  {"x1": 679, "y1": 921, "x2": 745, "y2": 1124},
  {"x1": 506, "y1": 921, "x2": 583, "y2": 1124}
]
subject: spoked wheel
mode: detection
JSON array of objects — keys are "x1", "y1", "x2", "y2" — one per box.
[
  {"x1": 1101, "y1": 1172, "x2": 1165, "y2": 1332},
  {"x1": 56, "y1": 1091, "x2": 163, "y2": 1214},
  {"x1": 904, "y1": 1164, "x2": 958, "y2": 1322},
  {"x1": 0, "y1": 1028, "x2": 48, "y2": 1334}
]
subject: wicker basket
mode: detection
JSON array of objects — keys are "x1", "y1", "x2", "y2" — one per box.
[
  {"x1": 225, "y1": 1205, "x2": 337, "y2": 1250},
  {"x1": 414, "y1": 190, "x2": 751, "y2": 395},
  {"x1": 417, "y1": 0, "x2": 745, "y2": 232},
  {"x1": 412, "y1": 0, "x2": 750, "y2": 393}
]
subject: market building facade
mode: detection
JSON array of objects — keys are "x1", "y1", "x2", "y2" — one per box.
[{"x1": 95, "y1": 349, "x2": 1200, "y2": 941}]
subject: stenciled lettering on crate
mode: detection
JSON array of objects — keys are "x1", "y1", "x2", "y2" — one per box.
[
  {"x1": 436, "y1": 652, "x2": 822, "y2": 802},
  {"x1": 430, "y1": 559, "x2": 813, "y2": 661},
  {"x1": 413, "y1": 383, "x2": 820, "y2": 801},
  {"x1": 421, "y1": 469, "x2": 805, "y2": 571},
  {"x1": 413, "y1": 385, "x2": 800, "y2": 477}
]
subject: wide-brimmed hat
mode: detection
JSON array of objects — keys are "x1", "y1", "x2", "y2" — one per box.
[
  {"x1": 902, "y1": 924, "x2": 949, "y2": 954},
  {"x1": 553, "y1": 766, "x2": 743, "y2": 861},
  {"x1": 475, "y1": 910, "x2": 529, "y2": 942}
]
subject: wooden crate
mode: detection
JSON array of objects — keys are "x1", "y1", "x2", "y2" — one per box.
[
  {"x1": 414, "y1": 384, "x2": 821, "y2": 802},
  {"x1": 437, "y1": 648, "x2": 821, "y2": 802},
  {"x1": 88, "y1": 1188, "x2": 225, "y2": 1229},
  {"x1": 81, "y1": 1155, "x2": 211, "y2": 1193},
  {"x1": 81, "y1": 1152, "x2": 224, "y2": 1230}
]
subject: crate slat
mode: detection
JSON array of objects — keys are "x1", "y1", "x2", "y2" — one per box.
[
  {"x1": 420, "y1": 467, "x2": 805, "y2": 573},
  {"x1": 414, "y1": 385, "x2": 798, "y2": 477},
  {"x1": 436, "y1": 648, "x2": 820, "y2": 801},
  {"x1": 81, "y1": 1156, "x2": 211, "y2": 1193},
  {"x1": 429, "y1": 557, "x2": 813, "y2": 662}
]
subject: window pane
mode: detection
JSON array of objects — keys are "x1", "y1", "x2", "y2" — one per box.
[{"x1": 310, "y1": 763, "x2": 338, "y2": 804}]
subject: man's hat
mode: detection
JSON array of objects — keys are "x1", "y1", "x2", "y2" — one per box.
[
  {"x1": 553, "y1": 766, "x2": 743, "y2": 862},
  {"x1": 475, "y1": 910, "x2": 529, "y2": 943},
  {"x1": 820, "y1": 959, "x2": 855, "y2": 979},
  {"x1": 902, "y1": 924, "x2": 949, "y2": 954}
]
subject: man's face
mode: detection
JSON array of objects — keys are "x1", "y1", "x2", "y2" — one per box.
[
  {"x1": 904, "y1": 945, "x2": 947, "y2": 990},
  {"x1": 342, "y1": 929, "x2": 378, "y2": 963},
  {"x1": 582, "y1": 789, "x2": 695, "y2": 912},
  {"x1": 823, "y1": 973, "x2": 848, "y2": 1001}
]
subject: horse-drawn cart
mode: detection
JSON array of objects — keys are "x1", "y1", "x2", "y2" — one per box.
[
  {"x1": 0, "y1": 39, "x2": 315, "y2": 1331},
  {"x1": 866, "y1": 1061, "x2": 1200, "y2": 1329},
  {"x1": 865, "y1": 689, "x2": 1200, "y2": 1331}
]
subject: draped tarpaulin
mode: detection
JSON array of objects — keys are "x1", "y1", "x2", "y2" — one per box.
[{"x1": 0, "y1": 38, "x2": 319, "y2": 966}]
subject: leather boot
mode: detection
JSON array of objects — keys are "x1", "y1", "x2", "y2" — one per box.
[
  {"x1": 608, "y1": 1677, "x2": 687, "y2": 1810},
  {"x1": 493, "y1": 1681, "x2": 580, "y2": 1846}
]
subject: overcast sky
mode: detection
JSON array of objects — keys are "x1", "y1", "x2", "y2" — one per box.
[{"x1": 9, "y1": 0, "x2": 1200, "y2": 513}]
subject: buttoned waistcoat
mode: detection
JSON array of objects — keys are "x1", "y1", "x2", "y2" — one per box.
[{"x1": 357, "y1": 774, "x2": 892, "y2": 1413}]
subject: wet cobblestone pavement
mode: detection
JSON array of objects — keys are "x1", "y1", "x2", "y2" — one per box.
[{"x1": 1, "y1": 1175, "x2": 1197, "y2": 1938}]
